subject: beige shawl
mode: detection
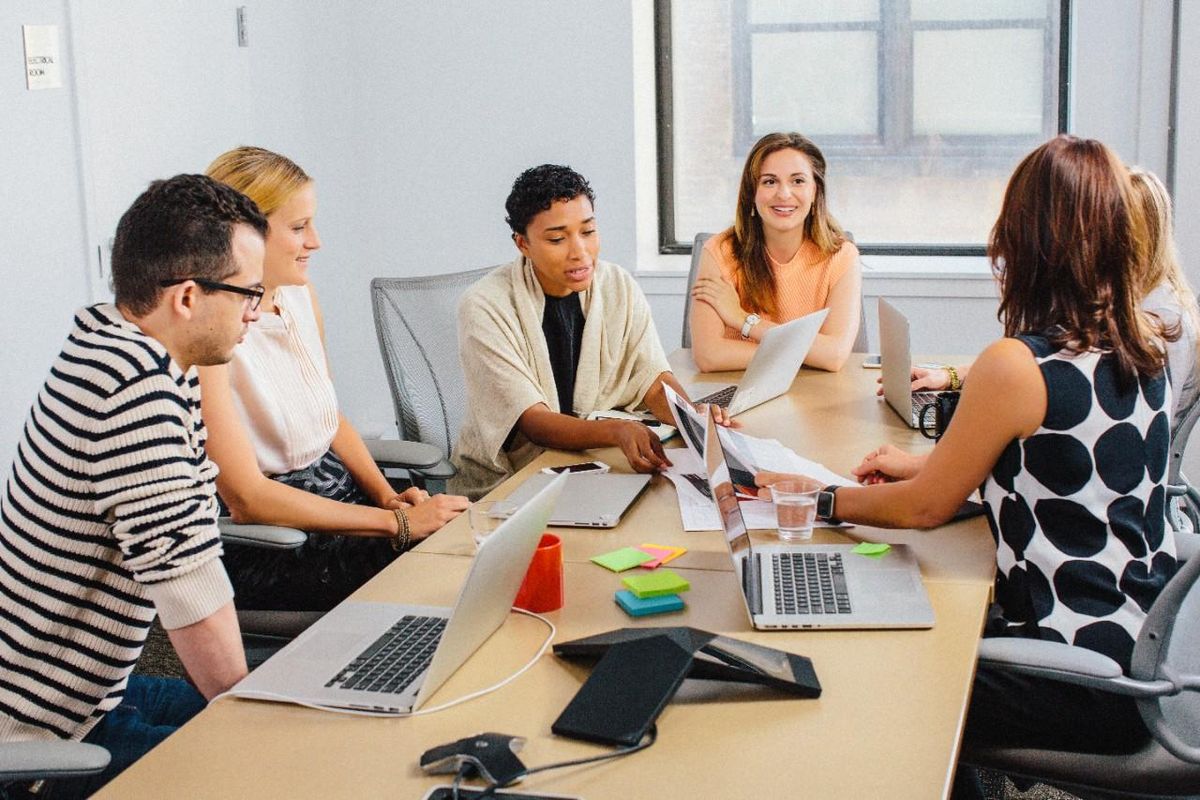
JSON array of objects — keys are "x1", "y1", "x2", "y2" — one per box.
[{"x1": 450, "y1": 257, "x2": 670, "y2": 498}]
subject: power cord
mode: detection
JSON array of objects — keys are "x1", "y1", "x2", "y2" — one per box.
[
  {"x1": 216, "y1": 607, "x2": 556, "y2": 717},
  {"x1": 449, "y1": 726, "x2": 659, "y2": 799}
]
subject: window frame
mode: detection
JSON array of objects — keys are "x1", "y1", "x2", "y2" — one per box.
[{"x1": 654, "y1": 0, "x2": 1071, "y2": 257}]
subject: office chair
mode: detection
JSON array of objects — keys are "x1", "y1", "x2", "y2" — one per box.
[
  {"x1": 1167, "y1": 361, "x2": 1200, "y2": 533},
  {"x1": 370, "y1": 268, "x2": 498, "y2": 488},
  {"x1": 0, "y1": 741, "x2": 110, "y2": 785},
  {"x1": 959, "y1": 541, "x2": 1200, "y2": 798},
  {"x1": 680, "y1": 231, "x2": 868, "y2": 353}
]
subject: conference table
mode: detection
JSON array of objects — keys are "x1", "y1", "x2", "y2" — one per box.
[{"x1": 99, "y1": 352, "x2": 995, "y2": 799}]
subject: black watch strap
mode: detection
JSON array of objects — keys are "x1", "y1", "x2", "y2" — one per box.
[{"x1": 816, "y1": 485, "x2": 841, "y2": 524}]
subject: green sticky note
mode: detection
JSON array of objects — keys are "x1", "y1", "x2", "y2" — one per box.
[
  {"x1": 622, "y1": 569, "x2": 690, "y2": 598},
  {"x1": 591, "y1": 547, "x2": 654, "y2": 572},
  {"x1": 852, "y1": 542, "x2": 892, "y2": 558}
]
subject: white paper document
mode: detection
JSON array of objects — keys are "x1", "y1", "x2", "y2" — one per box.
[{"x1": 661, "y1": 385, "x2": 854, "y2": 532}]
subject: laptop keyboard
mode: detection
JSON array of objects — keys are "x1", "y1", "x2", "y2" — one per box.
[
  {"x1": 771, "y1": 552, "x2": 852, "y2": 615},
  {"x1": 325, "y1": 615, "x2": 447, "y2": 694},
  {"x1": 696, "y1": 385, "x2": 737, "y2": 408}
]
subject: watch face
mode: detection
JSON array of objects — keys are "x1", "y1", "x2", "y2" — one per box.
[{"x1": 816, "y1": 490, "x2": 835, "y2": 520}]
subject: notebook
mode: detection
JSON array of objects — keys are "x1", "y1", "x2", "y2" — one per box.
[
  {"x1": 878, "y1": 298, "x2": 939, "y2": 428},
  {"x1": 228, "y1": 473, "x2": 567, "y2": 713},
  {"x1": 691, "y1": 308, "x2": 828, "y2": 416},
  {"x1": 504, "y1": 471, "x2": 651, "y2": 528},
  {"x1": 703, "y1": 413, "x2": 934, "y2": 630}
]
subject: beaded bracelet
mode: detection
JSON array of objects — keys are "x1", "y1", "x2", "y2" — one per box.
[{"x1": 391, "y1": 508, "x2": 411, "y2": 552}]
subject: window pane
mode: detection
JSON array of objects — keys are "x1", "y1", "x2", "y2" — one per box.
[
  {"x1": 749, "y1": 0, "x2": 879, "y2": 24},
  {"x1": 913, "y1": 29, "x2": 1045, "y2": 135},
  {"x1": 911, "y1": 0, "x2": 1047, "y2": 22},
  {"x1": 664, "y1": 0, "x2": 1061, "y2": 249},
  {"x1": 751, "y1": 32, "x2": 878, "y2": 136}
]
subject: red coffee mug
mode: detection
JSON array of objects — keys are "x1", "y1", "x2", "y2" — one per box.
[{"x1": 514, "y1": 533, "x2": 564, "y2": 613}]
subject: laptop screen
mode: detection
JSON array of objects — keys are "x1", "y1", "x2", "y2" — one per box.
[{"x1": 703, "y1": 413, "x2": 756, "y2": 617}]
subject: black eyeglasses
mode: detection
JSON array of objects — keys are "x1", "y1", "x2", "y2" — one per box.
[{"x1": 160, "y1": 278, "x2": 265, "y2": 311}]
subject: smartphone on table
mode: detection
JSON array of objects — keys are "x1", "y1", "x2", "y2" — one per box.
[{"x1": 541, "y1": 461, "x2": 611, "y2": 475}]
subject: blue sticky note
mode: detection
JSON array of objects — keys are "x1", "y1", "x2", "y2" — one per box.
[{"x1": 615, "y1": 590, "x2": 685, "y2": 617}]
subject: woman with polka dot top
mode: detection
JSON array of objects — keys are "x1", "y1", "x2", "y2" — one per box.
[{"x1": 757, "y1": 135, "x2": 1177, "y2": 779}]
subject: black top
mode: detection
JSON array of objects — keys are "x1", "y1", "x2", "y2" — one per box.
[{"x1": 542, "y1": 292, "x2": 586, "y2": 415}]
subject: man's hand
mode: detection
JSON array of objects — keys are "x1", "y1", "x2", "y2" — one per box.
[
  {"x1": 850, "y1": 444, "x2": 926, "y2": 484},
  {"x1": 608, "y1": 420, "x2": 672, "y2": 473}
]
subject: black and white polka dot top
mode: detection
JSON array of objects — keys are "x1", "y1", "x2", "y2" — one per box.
[{"x1": 981, "y1": 333, "x2": 1178, "y2": 670}]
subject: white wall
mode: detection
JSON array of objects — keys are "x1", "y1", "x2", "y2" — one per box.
[
  {"x1": 0, "y1": 1, "x2": 92, "y2": 465},
  {"x1": 0, "y1": 0, "x2": 1193, "y2": 466}
]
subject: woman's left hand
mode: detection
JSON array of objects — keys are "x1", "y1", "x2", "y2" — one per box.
[
  {"x1": 381, "y1": 486, "x2": 430, "y2": 510},
  {"x1": 691, "y1": 274, "x2": 747, "y2": 330}
]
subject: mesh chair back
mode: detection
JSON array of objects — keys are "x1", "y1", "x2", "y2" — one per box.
[
  {"x1": 1132, "y1": 550, "x2": 1200, "y2": 762},
  {"x1": 681, "y1": 230, "x2": 868, "y2": 353},
  {"x1": 681, "y1": 233, "x2": 713, "y2": 348},
  {"x1": 370, "y1": 268, "x2": 496, "y2": 458}
]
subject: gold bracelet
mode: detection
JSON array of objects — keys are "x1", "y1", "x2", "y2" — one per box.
[
  {"x1": 391, "y1": 509, "x2": 411, "y2": 552},
  {"x1": 945, "y1": 365, "x2": 962, "y2": 392}
]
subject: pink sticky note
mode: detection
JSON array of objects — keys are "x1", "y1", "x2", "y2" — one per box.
[{"x1": 637, "y1": 543, "x2": 685, "y2": 569}]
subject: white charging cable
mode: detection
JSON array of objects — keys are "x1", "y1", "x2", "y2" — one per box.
[{"x1": 215, "y1": 607, "x2": 557, "y2": 718}]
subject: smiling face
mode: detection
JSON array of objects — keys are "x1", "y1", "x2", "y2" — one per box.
[
  {"x1": 263, "y1": 181, "x2": 321, "y2": 288},
  {"x1": 514, "y1": 194, "x2": 600, "y2": 297},
  {"x1": 753, "y1": 148, "x2": 817, "y2": 239}
]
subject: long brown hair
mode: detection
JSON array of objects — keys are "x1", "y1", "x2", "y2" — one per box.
[
  {"x1": 724, "y1": 132, "x2": 844, "y2": 317},
  {"x1": 990, "y1": 135, "x2": 1163, "y2": 385}
]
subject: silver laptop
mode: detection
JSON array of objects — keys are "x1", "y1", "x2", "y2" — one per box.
[
  {"x1": 879, "y1": 298, "x2": 939, "y2": 428},
  {"x1": 504, "y1": 472, "x2": 651, "y2": 528},
  {"x1": 693, "y1": 308, "x2": 828, "y2": 416},
  {"x1": 703, "y1": 413, "x2": 934, "y2": 630},
  {"x1": 229, "y1": 473, "x2": 567, "y2": 713}
]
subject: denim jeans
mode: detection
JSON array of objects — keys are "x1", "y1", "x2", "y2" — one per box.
[{"x1": 38, "y1": 675, "x2": 206, "y2": 799}]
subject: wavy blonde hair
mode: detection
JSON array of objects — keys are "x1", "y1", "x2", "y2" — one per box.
[
  {"x1": 1129, "y1": 167, "x2": 1198, "y2": 331},
  {"x1": 206, "y1": 146, "x2": 310, "y2": 216}
]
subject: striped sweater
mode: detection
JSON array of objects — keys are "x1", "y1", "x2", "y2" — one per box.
[{"x1": 0, "y1": 304, "x2": 233, "y2": 742}]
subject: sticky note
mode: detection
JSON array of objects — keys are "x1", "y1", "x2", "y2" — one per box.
[
  {"x1": 852, "y1": 542, "x2": 891, "y2": 558},
  {"x1": 591, "y1": 547, "x2": 654, "y2": 572},
  {"x1": 615, "y1": 590, "x2": 685, "y2": 617},
  {"x1": 638, "y1": 543, "x2": 686, "y2": 569},
  {"x1": 622, "y1": 569, "x2": 690, "y2": 598}
]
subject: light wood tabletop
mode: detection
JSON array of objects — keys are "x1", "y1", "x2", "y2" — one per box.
[{"x1": 98, "y1": 351, "x2": 996, "y2": 799}]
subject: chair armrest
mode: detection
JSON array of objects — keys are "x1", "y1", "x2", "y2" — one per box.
[
  {"x1": 218, "y1": 518, "x2": 307, "y2": 550},
  {"x1": 409, "y1": 458, "x2": 457, "y2": 481},
  {"x1": 977, "y1": 638, "x2": 1174, "y2": 697},
  {"x1": 1175, "y1": 529, "x2": 1200, "y2": 563},
  {"x1": 365, "y1": 439, "x2": 443, "y2": 470},
  {"x1": 0, "y1": 741, "x2": 111, "y2": 781}
]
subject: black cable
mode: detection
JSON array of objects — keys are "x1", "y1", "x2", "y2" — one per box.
[{"x1": 471, "y1": 726, "x2": 658, "y2": 799}]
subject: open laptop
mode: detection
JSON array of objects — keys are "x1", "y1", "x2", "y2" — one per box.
[
  {"x1": 703, "y1": 413, "x2": 934, "y2": 630},
  {"x1": 692, "y1": 308, "x2": 828, "y2": 416},
  {"x1": 229, "y1": 473, "x2": 566, "y2": 713},
  {"x1": 879, "y1": 298, "x2": 939, "y2": 428},
  {"x1": 503, "y1": 471, "x2": 651, "y2": 528}
]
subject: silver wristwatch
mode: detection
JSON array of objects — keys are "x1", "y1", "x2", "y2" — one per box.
[{"x1": 740, "y1": 313, "x2": 761, "y2": 339}]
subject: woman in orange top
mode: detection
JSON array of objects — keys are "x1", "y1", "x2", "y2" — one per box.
[{"x1": 690, "y1": 132, "x2": 861, "y2": 372}]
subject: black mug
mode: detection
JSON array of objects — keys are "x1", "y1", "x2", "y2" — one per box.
[{"x1": 919, "y1": 391, "x2": 961, "y2": 441}]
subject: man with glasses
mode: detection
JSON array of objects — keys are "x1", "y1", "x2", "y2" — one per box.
[{"x1": 0, "y1": 174, "x2": 266, "y2": 797}]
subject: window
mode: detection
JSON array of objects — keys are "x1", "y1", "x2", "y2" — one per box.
[{"x1": 656, "y1": 0, "x2": 1067, "y2": 255}]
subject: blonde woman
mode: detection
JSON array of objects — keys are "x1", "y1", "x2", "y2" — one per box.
[
  {"x1": 202, "y1": 147, "x2": 467, "y2": 611},
  {"x1": 1131, "y1": 167, "x2": 1199, "y2": 426},
  {"x1": 689, "y1": 132, "x2": 861, "y2": 372}
]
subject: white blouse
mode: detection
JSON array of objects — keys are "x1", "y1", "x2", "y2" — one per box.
[{"x1": 226, "y1": 284, "x2": 339, "y2": 475}]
